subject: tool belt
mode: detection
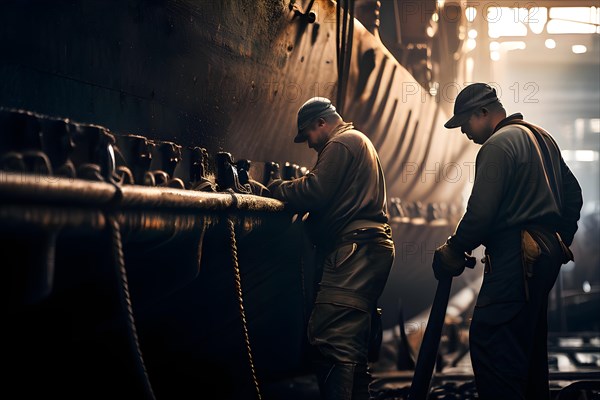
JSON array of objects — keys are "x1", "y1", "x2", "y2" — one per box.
[
  {"x1": 522, "y1": 226, "x2": 573, "y2": 301},
  {"x1": 483, "y1": 226, "x2": 574, "y2": 274},
  {"x1": 521, "y1": 226, "x2": 574, "y2": 276},
  {"x1": 336, "y1": 220, "x2": 392, "y2": 247}
]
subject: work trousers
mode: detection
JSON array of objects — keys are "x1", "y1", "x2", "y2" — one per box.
[
  {"x1": 470, "y1": 228, "x2": 564, "y2": 400},
  {"x1": 309, "y1": 224, "x2": 394, "y2": 400}
]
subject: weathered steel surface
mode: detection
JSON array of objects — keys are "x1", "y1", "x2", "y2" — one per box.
[{"x1": 0, "y1": 0, "x2": 477, "y2": 204}]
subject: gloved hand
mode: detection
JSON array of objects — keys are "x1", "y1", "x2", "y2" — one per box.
[{"x1": 432, "y1": 240, "x2": 476, "y2": 280}]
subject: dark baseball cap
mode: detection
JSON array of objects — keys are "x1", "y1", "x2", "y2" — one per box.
[
  {"x1": 444, "y1": 83, "x2": 499, "y2": 129},
  {"x1": 294, "y1": 97, "x2": 338, "y2": 143}
]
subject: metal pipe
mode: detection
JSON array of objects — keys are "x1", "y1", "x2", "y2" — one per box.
[{"x1": 0, "y1": 172, "x2": 284, "y2": 213}]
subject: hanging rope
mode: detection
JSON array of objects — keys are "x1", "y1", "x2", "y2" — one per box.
[
  {"x1": 106, "y1": 181, "x2": 156, "y2": 400},
  {"x1": 336, "y1": 0, "x2": 355, "y2": 115},
  {"x1": 344, "y1": 0, "x2": 355, "y2": 108},
  {"x1": 336, "y1": 0, "x2": 346, "y2": 111},
  {"x1": 227, "y1": 216, "x2": 262, "y2": 400},
  {"x1": 336, "y1": 0, "x2": 341, "y2": 71},
  {"x1": 108, "y1": 213, "x2": 157, "y2": 400}
]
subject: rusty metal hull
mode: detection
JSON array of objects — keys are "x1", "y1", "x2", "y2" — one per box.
[{"x1": 0, "y1": 0, "x2": 477, "y2": 202}]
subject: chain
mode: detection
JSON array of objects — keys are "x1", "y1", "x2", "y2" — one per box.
[
  {"x1": 108, "y1": 214, "x2": 156, "y2": 400},
  {"x1": 227, "y1": 216, "x2": 262, "y2": 400}
]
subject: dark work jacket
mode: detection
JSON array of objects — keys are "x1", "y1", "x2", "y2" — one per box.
[
  {"x1": 450, "y1": 113, "x2": 583, "y2": 253},
  {"x1": 450, "y1": 114, "x2": 582, "y2": 310},
  {"x1": 272, "y1": 123, "x2": 388, "y2": 248}
]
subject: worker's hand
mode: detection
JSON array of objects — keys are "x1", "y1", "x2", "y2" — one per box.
[
  {"x1": 432, "y1": 241, "x2": 476, "y2": 280},
  {"x1": 266, "y1": 178, "x2": 284, "y2": 198}
]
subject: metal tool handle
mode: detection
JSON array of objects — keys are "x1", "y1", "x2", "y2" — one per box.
[{"x1": 408, "y1": 276, "x2": 453, "y2": 400}]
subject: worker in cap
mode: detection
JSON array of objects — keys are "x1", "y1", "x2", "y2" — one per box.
[
  {"x1": 443, "y1": 83, "x2": 499, "y2": 131},
  {"x1": 269, "y1": 97, "x2": 395, "y2": 400},
  {"x1": 434, "y1": 83, "x2": 582, "y2": 399},
  {"x1": 294, "y1": 97, "x2": 339, "y2": 144}
]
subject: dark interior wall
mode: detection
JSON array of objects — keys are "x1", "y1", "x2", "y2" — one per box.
[
  {"x1": 2, "y1": 1, "x2": 209, "y2": 143},
  {"x1": 1, "y1": 211, "x2": 313, "y2": 399},
  {"x1": 0, "y1": 0, "x2": 306, "y2": 163}
]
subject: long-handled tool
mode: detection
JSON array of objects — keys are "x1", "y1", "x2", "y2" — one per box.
[
  {"x1": 408, "y1": 258, "x2": 476, "y2": 400},
  {"x1": 407, "y1": 277, "x2": 452, "y2": 400}
]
